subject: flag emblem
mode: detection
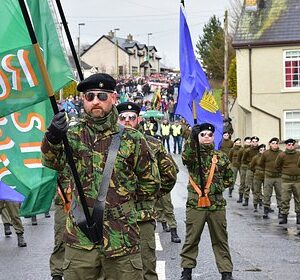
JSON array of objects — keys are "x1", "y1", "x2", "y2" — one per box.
[{"x1": 199, "y1": 92, "x2": 219, "y2": 113}]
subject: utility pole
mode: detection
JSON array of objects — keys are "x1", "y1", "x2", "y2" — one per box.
[
  {"x1": 147, "y1": 32, "x2": 152, "y2": 76},
  {"x1": 223, "y1": 10, "x2": 229, "y2": 119},
  {"x1": 114, "y1": 28, "x2": 120, "y2": 77},
  {"x1": 78, "y1": 23, "x2": 85, "y2": 73}
]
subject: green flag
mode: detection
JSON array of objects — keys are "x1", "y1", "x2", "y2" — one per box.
[
  {"x1": 0, "y1": 99, "x2": 57, "y2": 216},
  {"x1": 0, "y1": 0, "x2": 74, "y2": 216}
]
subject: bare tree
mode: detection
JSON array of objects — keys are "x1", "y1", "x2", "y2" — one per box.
[{"x1": 228, "y1": 0, "x2": 243, "y2": 35}]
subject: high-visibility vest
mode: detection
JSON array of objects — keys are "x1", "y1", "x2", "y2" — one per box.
[
  {"x1": 144, "y1": 123, "x2": 154, "y2": 135},
  {"x1": 171, "y1": 125, "x2": 181, "y2": 136},
  {"x1": 161, "y1": 124, "x2": 171, "y2": 136}
]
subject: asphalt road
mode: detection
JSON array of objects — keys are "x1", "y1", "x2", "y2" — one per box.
[{"x1": 1, "y1": 152, "x2": 300, "y2": 280}]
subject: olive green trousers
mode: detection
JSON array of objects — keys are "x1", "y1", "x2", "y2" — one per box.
[
  {"x1": 49, "y1": 204, "x2": 67, "y2": 277},
  {"x1": 155, "y1": 193, "x2": 177, "y2": 228},
  {"x1": 0, "y1": 201, "x2": 24, "y2": 234},
  {"x1": 180, "y1": 208, "x2": 233, "y2": 273},
  {"x1": 63, "y1": 246, "x2": 143, "y2": 280},
  {"x1": 139, "y1": 221, "x2": 158, "y2": 280}
]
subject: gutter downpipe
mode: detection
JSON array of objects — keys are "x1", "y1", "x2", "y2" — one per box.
[{"x1": 248, "y1": 45, "x2": 282, "y2": 139}]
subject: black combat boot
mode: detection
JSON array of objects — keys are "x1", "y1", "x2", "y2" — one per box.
[
  {"x1": 170, "y1": 228, "x2": 181, "y2": 243},
  {"x1": 236, "y1": 193, "x2": 243, "y2": 203},
  {"x1": 17, "y1": 233, "x2": 27, "y2": 247},
  {"x1": 31, "y1": 215, "x2": 38, "y2": 226},
  {"x1": 221, "y1": 272, "x2": 233, "y2": 280},
  {"x1": 296, "y1": 213, "x2": 300, "y2": 225},
  {"x1": 4, "y1": 223, "x2": 12, "y2": 236},
  {"x1": 180, "y1": 268, "x2": 192, "y2": 280},
  {"x1": 258, "y1": 200, "x2": 263, "y2": 209},
  {"x1": 52, "y1": 276, "x2": 63, "y2": 280},
  {"x1": 253, "y1": 204, "x2": 258, "y2": 212},
  {"x1": 278, "y1": 209, "x2": 283, "y2": 219},
  {"x1": 45, "y1": 212, "x2": 51, "y2": 218},
  {"x1": 263, "y1": 207, "x2": 269, "y2": 219},
  {"x1": 279, "y1": 214, "x2": 288, "y2": 224},
  {"x1": 161, "y1": 222, "x2": 170, "y2": 232},
  {"x1": 268, "y1": 207, "x2": 274, "y2": 213},
  {"x1": 228, "y1": 187, "x2": 233, "y2": 198},
  {"x1": 242, "y1": 198, "x2": 249, "y2": 206}
]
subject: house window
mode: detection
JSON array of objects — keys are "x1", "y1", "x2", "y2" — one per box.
[
  {"x1": 119, "y1": 66, "x2": 123, "y2": 75},
  {"x1": 284, "y1": 110, "x2": 300, "y2": 140},
  {"x1": 284, "y1": 50, "x2": 300, "y2": 88}
]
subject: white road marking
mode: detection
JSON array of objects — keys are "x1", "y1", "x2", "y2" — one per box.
[
  {"x1": 157, "y1": 260, "x2": 166, "y2": 280},
  {"x1": 155, "y1": 232, "x2": 163, "y2": 251}
]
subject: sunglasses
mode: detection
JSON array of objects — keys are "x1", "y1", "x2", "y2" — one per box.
[
  {"x1": 286, "y1": 143, "x2": 294, "y2": 146},
  {"x1": 200, "y1": 132, "x2": 213, "y2": 137},
  {"x1": 118, "y1": 114, "x2": 137, "y2": 121},
  {"x1": 84, "y1": 91, "x2": 111, "y2": 102}
]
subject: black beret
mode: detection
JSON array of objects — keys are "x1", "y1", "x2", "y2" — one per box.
[
  {"x1": 244, "y1": 136, "x2": 251, "y2": 141},
  {"x1": 269, "y1": 137, "x2": 279, "y2": 144},
  {"x1": 198, "y1": 123, "x2": 215, "y2": 133},
  {"x1": 284, "y1": 138, "x2": 296, "y2": 145},
  {"x1": 258, "y1": 144, "x2": 266, "y2": 150},
  {"x1": 116, "y1": 102, "x2": 141, "y2": 115},
  {"x1": 77, "y1": 73, "x2": 116, "y2": 92},
  {"x1": 251, "y1": 136, "x2": 259, "y2": 141},
  {"x1": 234, "y1": 138, "x2": 241, "y2": 143}
]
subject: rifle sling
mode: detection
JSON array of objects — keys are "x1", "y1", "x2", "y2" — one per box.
[
  {"x1": 71, "y1": 124, "x2": 124, "y2": 244},
  {"x1": 189, "y1": 154, "x2": 218, "y2": 206}
]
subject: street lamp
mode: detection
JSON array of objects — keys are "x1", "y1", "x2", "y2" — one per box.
[
  {"x1": 147, "y1": 33, "x2": 152, "y2": 75},
  {"x1": 114, "y1": 28, "x2": 120, "y2": 77},
  {"x1": 78, "y1": 23, "x2": 85, "y2": 69}
]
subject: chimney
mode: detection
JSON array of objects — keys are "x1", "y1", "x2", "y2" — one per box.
[
  {"x1": 127, "y1": 34, "x2": 133, "y2": 42},
  {"x1": 108, "y1": 30, "x2": 114, "y2": 38},
  {"x1": 244, "y1": 0, "x2": 264, "y2": 11}
]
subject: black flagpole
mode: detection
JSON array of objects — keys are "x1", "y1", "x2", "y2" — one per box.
[
  {"x1": 55, "y1": 0, "x2": 84, "y2": 81},
  {"x1": 17, "y1": 0, "x2": 96, "y2": 235}
]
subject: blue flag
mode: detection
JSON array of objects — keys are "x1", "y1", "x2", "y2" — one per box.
[
  {"x1": 0, "y1": 181, "x2": 25, "y2": 202},
  {"x1": 175, "y1": 6, "x2": 223, "y2": 148}
]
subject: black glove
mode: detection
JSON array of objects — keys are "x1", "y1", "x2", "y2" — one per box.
[
  {"x1": 46, "y1": 110, "x2": 68, "y2": 144},
  {"x1": 191, "y1": 124, "x2": 201, "y2": 141}
]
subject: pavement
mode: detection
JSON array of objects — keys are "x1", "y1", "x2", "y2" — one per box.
[{"x1": 1, "y1": 152, "x2": 300, "y2": 280}]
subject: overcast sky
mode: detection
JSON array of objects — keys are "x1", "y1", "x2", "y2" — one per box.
[{"x1": 59, "y1": 0, "x2": 233, "y2": 68}]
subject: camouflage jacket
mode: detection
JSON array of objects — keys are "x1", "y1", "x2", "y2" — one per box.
[
  {"x1": 41, "y1": 106, "x2": 160, "y2": 257},
  {"x1": 182, "y1": 139, "x2": 234, "y2": 211},
  {"x1": 136, "y1": 135, "x2": 178, "y2": 222}
]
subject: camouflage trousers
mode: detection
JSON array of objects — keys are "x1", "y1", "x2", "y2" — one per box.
[
  {"x1": 155, "y1": 193, "x2": 177, "y2": 228},
  {"x1": 244, "y1": 169, "x2": 254, "y2": 199},
  {"x1": 238, "y1": 165, "x2": 248, "y2": 195},
  {"x1": 0, "y1": 201, "x2": 24, "y2": 234},
  {"x1": 252, "y1": 176, "x2": 264, "y2": 205},
  {"x1": 263, "y1": 177, "x2": 282, "y2": 209},
  {"x1": 63, "y1": 246, "x2": 143, "y2": 280},
  {"x1": 180, "y1": 208, "x2": 233, "y2": 273},
  {"x1": 281, "y1": 180, "x2": 300, "y2": 215},
  {"x1": 50, "y1": 204, "x2": 67, "y2": 277},
  {"x1": 139, "y1": 221, "x2": 158, "y2": 280}
]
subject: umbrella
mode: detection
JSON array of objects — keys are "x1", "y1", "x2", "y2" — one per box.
[
  {"x1": 0, "y1": 181, "x2": 25, "y2": 202},
  {"x1": 142, "y1": 110, "x2": 164, "y2": 119}
]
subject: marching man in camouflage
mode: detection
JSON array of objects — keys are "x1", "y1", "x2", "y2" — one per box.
[
  {"x1": 275, "y1": 138, "x2": 300, "y2": 225},
  {"x1": 117, "y1": 101, "x2": 179, "y2": 280},
  {"x1": 41, "y1": 73, "x2": 160, "y2": 280},
  {"x1": 180, "y1": 123, "x2": 234, "y2": 280}
]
